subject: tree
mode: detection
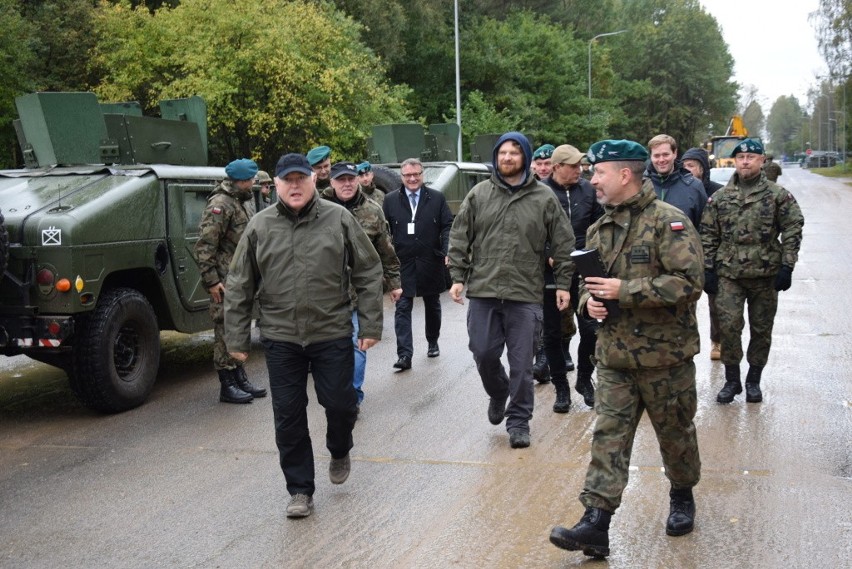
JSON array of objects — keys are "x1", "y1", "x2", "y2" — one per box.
[
  {"x1": 609, "y1": 0, "x2": 738, "y2": 148},
  {"x1": 0, "y1": 0, "x2": 36, "y2": 167},
  {"x1": 766, "y1": 96, "x2": 806, "y2": 158},
  {"x1": 810, "y1": 0, "x2": 852, "y2": 78},
  {"x1": 741, "y1": 100, "x2": 765, "y2": 139},
  {"x1": 90, "y1": 0, "x2": 410, "y2": 169}
]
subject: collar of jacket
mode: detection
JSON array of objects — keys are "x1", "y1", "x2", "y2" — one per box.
[
  {"x1": 320, "y1": 186, "x2": 366, "y2": 210},
  {"x1": 605, "y1": 179, "x2": 656, "y2": 216},
  {"x1": 646, "y1": 162, "x2": 689, "y2": 186},
  {"x1": 215, "y1": 179, "x2": 252, "y2": 202},
  {"x1": 276, "y1": 189, "x2": 320, "y2": 220},
  {"x1": 491, "y1": 170, "x2": 538, "y2": 194}
]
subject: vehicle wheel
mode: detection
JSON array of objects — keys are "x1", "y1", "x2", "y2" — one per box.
[
  {"x1": 372, "y1": 166, "x2": 402, "y2": 193},
  {"x1": 0, "y1": 208, "x2": 8, "y2": 276},
  {"x1": 70, "y1": 288, "x2": 160, "y2": 413}
]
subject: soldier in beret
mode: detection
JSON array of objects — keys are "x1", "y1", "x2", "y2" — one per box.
[
  {"x1": 532, "y1": 143, "x2": 555, "y2": 180},
  {"x1": 701, "y1": 138, "x2": 803, "y2": 404},
  {"x1": 356, "y1": 161, "x2": 385, "y2": 206},
  {"x1": 194, "y1": 158, "x2": 267, "y2": 404},
  {"x1": 307, "y1": 145, "x2": 332, "y2": 190},
  {"x1": 322, "y1": 161, "x2": 401, "y2": 407},
  {"x1": 550, "y1": 140, "x2": 703, "y2": 558}
]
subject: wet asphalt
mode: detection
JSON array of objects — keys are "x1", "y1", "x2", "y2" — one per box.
[{"x1": 0, "y1": 165, "x2": 850, "y2": 568}]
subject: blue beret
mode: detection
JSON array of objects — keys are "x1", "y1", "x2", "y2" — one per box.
[
  {"x1": 730, "y1": 138, "x2": 764, "y2": 157},
  {"x1": 586, "y1": 140, "x2": 649, "y2": 164},
  {"x1": 356, "y1": 161, "x2": 371, "y2": 174},
  {"x1": 225, "y1": 158, "x2": 259, "y2": 181},
  {"x1": 306, "y1": 145, "x2": 331, "y2": 165},
  {"x1": 533, "y1": 144, "x2": 555, "y2": 160}
]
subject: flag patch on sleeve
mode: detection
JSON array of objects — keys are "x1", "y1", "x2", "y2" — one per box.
[
  {"x1": 670, "y1": 221, "x2": 684, "y2": 231},
  {"x1": 212, "y1": 206, "x2": 223, "y2": 215}
]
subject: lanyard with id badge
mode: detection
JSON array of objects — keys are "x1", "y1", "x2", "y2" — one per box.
[{"x1": 408, "y1": 191, "x2": 419, "y2": 234}]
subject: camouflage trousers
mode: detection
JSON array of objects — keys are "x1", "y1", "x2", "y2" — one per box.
[
  {"x1": 580, "y1": 361, "x2": 701, "y2": 513},
  {"x1": 716, "y1": 276, "x2": 778, "y2": 366},
  {"x1": 209, "y1": 301, "x2": 239, "y2": 371}
]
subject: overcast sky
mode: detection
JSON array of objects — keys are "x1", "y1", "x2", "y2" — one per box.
[{"x1": 700, "y1": 0, "x2": 827, "y2": 112}]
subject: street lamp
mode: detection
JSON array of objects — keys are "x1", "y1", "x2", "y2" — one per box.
[{"x1": 588, "y1": 30, "x2": 628, "y2": 110}]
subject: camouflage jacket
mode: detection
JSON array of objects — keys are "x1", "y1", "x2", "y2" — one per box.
[
  {"x1": 360, "y1": 182, "x2": 385, "y2": 207},
  {"x1": 700, "y1": 172, "x2": 803, "y2": 279},
  {"x1": 224, "y1": 192, "x2": 383, "y2": 350},
  {"x1": 194, "y1": 180, "x2": 253, "y2": 289},
  {"x1": 763, "y1": 160, "x2": 782, "y2": 182},
  {"x1": 579, "y1": 180, "x2": 704, "y2": 369},
  {"x1": 321, "y1": 186, "x2": 401, "y2": 293}
]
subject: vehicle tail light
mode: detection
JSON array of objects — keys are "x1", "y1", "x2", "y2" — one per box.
[
  {"x1": 36, "y1": 268, "x2": 55, "y2": 286},
  {"x1": 56, "y1": 278, "x2": 72, "y2": 292}
]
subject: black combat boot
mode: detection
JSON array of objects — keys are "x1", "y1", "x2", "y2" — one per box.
[
  {"x1": 552, "y1": 375, "x2": 571, "y2": 413},
  {"x1": 745, "y1": 365, "x2": 763, "y2": 403},
  {"x1": 575, "y1": 373, "x2": 595, "y2": 408},
  {"x1": 716, "y1": 364, "x2": 742, "y2": 404},
  {"x1": 550, "y1": 506, "x2": 612, "y2": 558},
  {"x1": 562, "y1": 338, "x2": 575, "y2": 371},
  {"x1": 666, "y1": 487, "x2": 696, "y2": 536},
  {"x1": 218, "y1": 369, "x2": 253, "y2": 404},
  {"x1": 533, "y1": 347, "x2": 551, "y2": 383},
  {"x1": 234, "y1": 365, "x2": 267, "y2": 398}
]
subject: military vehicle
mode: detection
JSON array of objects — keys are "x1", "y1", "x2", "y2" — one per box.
[
  {"x1": 365, "y1": 123, "x2": 493, "y2": 213},
  {"x1": 0, "y1": 91, "x2": 232, "y2": 413}
]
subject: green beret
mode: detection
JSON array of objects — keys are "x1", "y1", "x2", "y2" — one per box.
[
  {"x1": 730, "y1": 138, "x2": 764, "y2": 157},
  {"x1": 533, "y1": 144, "x2": 555, "y2": 160},
  {"x1": 225, "y1": 158, "x2": 259, "y2": 180},
  {"x1": 356, "y1": 161, "x2": 371, "y2": 174},
  {"x1": 586, "y1": 139, "x2": 649, "y2": 164},
  {"x1": 306, "y1": 145, "x2": 331, "y2": 165}
]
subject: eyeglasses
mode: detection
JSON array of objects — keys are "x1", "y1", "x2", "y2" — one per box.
[{"x1": 402, "y1": 171, "x2": 423, "y2": 178}]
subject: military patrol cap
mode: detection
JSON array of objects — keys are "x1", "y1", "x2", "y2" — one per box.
[
  {"x1": 586, "y1": 139, "x2": 649, "y2": 164},
  {"x1": 225, "y1": 158, "x2": 259, "y2": 181},
  {"x1": 256, "y1": 170, "x2": 272, "y2": 183},
  {"x1": 306, "y1": 145, "x2": 331, "y2": 165},
  {"x1": 275, "y1": 153, "x2": 312, "y2": 178},
  {"x1": 551, "y1": 144, "x2": 584, "y2": 165},
  {"x1": 731, "y1": 138, "x2": 764, "y2": 157},
  {"x1": 532, "y1": 144, "x2": 555, "y2": 160},
  {"x1": 356, "y1": 161, "x2": 372, "y2": 174},
  {"x1": 330, "y1": 161, "x2": 359, "y2": 179}
]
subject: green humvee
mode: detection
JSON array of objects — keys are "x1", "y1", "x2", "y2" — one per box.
[{"x1": 0, "y1": 92, "x2": 236, "y2": 413}]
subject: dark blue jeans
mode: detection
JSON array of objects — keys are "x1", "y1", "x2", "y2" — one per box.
[{"x1": 262, "y1": 336, "x2": 358, "y2": 497}]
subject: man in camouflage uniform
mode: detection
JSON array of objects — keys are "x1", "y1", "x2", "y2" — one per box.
[
  {"x1": 550, "y1": 140, "x2": 704, "y2": 559},
  {"x1": 194, "y1": 158, "x2": 267, "y2": 404},
  {"x1": 322, "y1": 161, "x2": 402, "y2": 406},
  {"x1": 701, "y1": 139, "x2": 803, "y2": 404},
  {"x1": 257, "y1": 169, "x2": 275, "y2": 209},
  {"x1": 763, "y1": 153, "x2": 782, "y2": 182},
  {"x1": 356, "y1": 161, "x2": 385, "y2": 206},
  {"x1": 307, "y1": 145, "x2": 332, "y2": 190}
]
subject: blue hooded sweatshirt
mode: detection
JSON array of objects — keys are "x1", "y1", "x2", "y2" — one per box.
[{"x1": 492, "y1": 131, "x2": 533, "y2": 192}]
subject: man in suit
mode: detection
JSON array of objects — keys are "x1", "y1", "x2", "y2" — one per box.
[{"x1": 382, "y1": 158, "x2": 454, "y2": 370}]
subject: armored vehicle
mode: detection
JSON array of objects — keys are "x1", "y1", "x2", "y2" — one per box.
[{"x1": 0, "y1": 92, "x2": 230, "y2": 413}]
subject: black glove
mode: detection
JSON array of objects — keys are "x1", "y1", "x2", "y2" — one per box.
[
  {"x1": 703, "y1": 270, "x2": 718, "y2": 295},
  {"x1": 774, "y1": 265, "x2": 793, "y2": 291}
]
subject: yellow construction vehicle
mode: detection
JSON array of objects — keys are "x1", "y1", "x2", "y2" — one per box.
[{"x1": 706, "y1": 115, "x2": 753, "y2": 167}]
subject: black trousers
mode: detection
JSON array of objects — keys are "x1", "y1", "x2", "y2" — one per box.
[
  {"x1": 262, "y1": 336, "x2": 358, "y2": 497},
  {"x1": 569, "y1": 273, "x2": 598, "y2": 376},
  {"x1": 394, "y1": 294, "x2": 441, "y2": 358}
]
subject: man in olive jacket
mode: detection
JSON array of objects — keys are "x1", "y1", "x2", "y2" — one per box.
[
  {"x1": 448, "y1": 132, "x2": 575, "y2": 449},
  {"x1": 224, "y1": 153, "x2": 383, "y2": 519}
]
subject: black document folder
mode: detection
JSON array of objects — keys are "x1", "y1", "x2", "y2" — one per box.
[{"x1": 570, "y1": 249, "x2": 621, "y2": 318}]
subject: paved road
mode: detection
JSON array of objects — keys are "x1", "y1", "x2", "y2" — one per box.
[{"x1": 1, "y1": 165, "x2": 850, "y2": 568}]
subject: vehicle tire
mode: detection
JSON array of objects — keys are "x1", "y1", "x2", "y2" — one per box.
[
  {"x1": 0, "y1": 208, "x2": 8, "y2": 276},
  {"x1": 372, "y1": 166, "x2": 402, "y2": 193},
  {"x1": 70, "y1": 288, "x2": 160, "y2": 413}
]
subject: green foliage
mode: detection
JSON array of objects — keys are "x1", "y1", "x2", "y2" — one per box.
[
  {"x1": 0, "y1": 0, "x2": 36, "y2": 167},
  {"x1": 810, "y1": 0, "x2": 852, "y2": 78},
  {"x1": 766, "y1": 96, "x2": 804, "y2": 157},
  {"x1": 90, "y1": 0, "x2": 410, "y2": 168},
  {"x1": 452, "y1": 90, "x2": 518, "y2": 143},
  {"x1": 742, "y1": 100, "x2": 765, "y2": 138},
  {"x1": 609, "y1": 0, "x2": 737, "y2": 148}
]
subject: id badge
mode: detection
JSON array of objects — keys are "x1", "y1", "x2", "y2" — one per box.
[{"x1": 407, "y1": 222, "x2": 415, "y2": 234}]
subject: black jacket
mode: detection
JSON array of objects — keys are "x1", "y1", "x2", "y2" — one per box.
[
  {"x1": 383, "y1": 185, "x2": 453, "y2": 297},
  {"x1": 644, "y1": 162, "x2": 708, "y2": 230}
]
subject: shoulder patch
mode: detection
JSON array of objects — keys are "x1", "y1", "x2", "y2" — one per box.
[
  {"x1": 211, "y1": 206, "x2": 223, "y2": 215},
  {"x1": 670, "y1": 220, "x2": 685, "y2": 231}
]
